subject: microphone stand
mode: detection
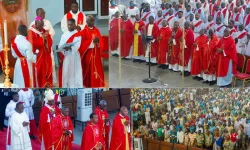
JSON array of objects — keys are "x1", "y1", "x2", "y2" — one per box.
[{"x1": 142, "y1": 36, "x2": 157, "y2": 83}]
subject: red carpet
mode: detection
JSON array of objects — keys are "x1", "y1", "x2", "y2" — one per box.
[{"x1": 0, "y1": 128, "x2": 81, "y2": 150}]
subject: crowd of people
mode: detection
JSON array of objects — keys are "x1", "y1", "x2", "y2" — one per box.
[
  {"x1": 131, "y1": 88, "x2": 250, "y2": 149},
  {"x1": 0, "y1": 1, "x2": 105, "y2": 88},
  {"x1": 109, "y1": 0, "x2": 250, "y2": 87},
  {"x1": 0, "y1": 88, "x2": 132, "y2": 150}
]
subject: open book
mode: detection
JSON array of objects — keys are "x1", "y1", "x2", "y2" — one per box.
[{"x1": 56, "y1": 41, "x2": 77, "y2": 52}]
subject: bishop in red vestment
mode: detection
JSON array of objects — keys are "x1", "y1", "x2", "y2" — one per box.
[
  {"x1": 27, "y1": 17, "x2": 53, "y2": 88},
  {"x1": 133, "y1": 15, "x2": 145, "y2": 62},
  {"x1": 38, "y1": 90, "x2": 61, "y2": 150},
  {"x1": 94, "y1": 100, "x2": 110, "y2": 150},
  {"x1": 110, "y1": 107, "x2": 132, "y2": 150},
  {"x1": 53, "y1": 107, "x2": 74, "y2": 150},
  {"x1": 79, "y1": 15, "x2": 105, "y2": 87},
  {"x1": 110, "y1": 12, "x2": 122, "y2": 56},
  {"x1": 191, "y1": 29, "x2": 208, "y2": 80},
  {"x1": 145, "y1": 16, "x2": 159, "y2": 65},
  {"x1": 179, "y1": 22, "x2": 194, "y2": 76},
  {"x1": 216, "y1": 28, "x2": 238, "y2": 87},
  {"x1": 81, "y1": 113, "x2": 105, "y2": 150},
  {"x1": 120, "y1": 15, "x2": 134, "y2": 58},
  {"x1": 202, "y1": 29, "x2": 219, "y2": 85},
  {"x1": 169, "y1": 21, "x2": 182, "y2": 71},
  {"x1": 157, "y1": 20, "x2": 172, "y2": 69}
]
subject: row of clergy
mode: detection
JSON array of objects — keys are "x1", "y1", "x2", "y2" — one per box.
[
  {"x1": 0, "y1": 2, "x2": 105, "y2": 88},
  {"x1": 110, "y1": 12, "x2": 239, "y2": 87},
  {"x1": 4, "y1": 90, "x2": 132, "y2": 150},
  {"x1": 109, "y1": 0, "x2": 250, "y2": 32}
]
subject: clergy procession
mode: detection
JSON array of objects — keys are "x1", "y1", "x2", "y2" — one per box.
[
  {"x1": 131, "y1": 88, "x2": 250, "y2": 150},
  {"x1": 0, "y1": 88, "x2": 132, "y2": 150},
  {"x1": 1, "y1": 1, "x2": 105, "y2": 88},
  {"x1": 109, "y1": 0, "x2": 250, "y2": 87}
]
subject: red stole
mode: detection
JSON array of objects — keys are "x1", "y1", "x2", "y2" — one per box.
[
  {"x1": 229, "y1": 28, "x2": 237, "y2": 35},
  {"x1": 216, "y1": 25, "x2": 224, "y2": 32},
  {"x1": 58, "y1": 31, "x2": 80, "y2": 87},
  {"x1": 194, "y1": 20, "x2": 203, "y2": 27},
  {"x1": 143, "y1": 12, "x2": 151, "y2": 19},
  {"x1": 166, "y1": 16, "x2": 174, "y2": 23},
  {"x1": 209, "y1": 4, "x2": 215, "y2": 15},
  {"x1": 206, "y1": 22, "x2": 215, "y2": 30},
  {"x1": 11, "y1": 38, "x2": 30, "y2": 87},
  {"x1": 221, "y1": 9, "x2": 227, "y2": 17},
  {"x1": 164, "y1": 11, "x2": 169, "y2": 16},
  {"x1": 244, "y1": 14, "x2": 250, "y2": 26},
  {"x1": 227, "y1": 3, "x2": 234, "y2": 11},
  {"x1": 238, "y1": 31, "x2": 248, "y2": 39},
  {"x1": 156, "y1": 18, "x2": 163, "y2": 25},
  {"x1": 203, "y1": 3, "x2": 207, "y2": 8},
  {"x1": 66, "y1": 12, "x2": 84, "y2": 25},
  {"x1": 235, "y1": 13, "x2": 240, "y2": 22}
]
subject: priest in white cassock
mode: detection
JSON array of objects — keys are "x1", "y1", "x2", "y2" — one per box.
[
  {"x1": 109, "y1": 0, "x2": 119, "y2": 21},
  {"x1": 193, "y1": 13, "x2": 205, "y2": 39},
  {"x1": 141, "y1": 4, "x2": 156, "y2": 24},
  {"x1": 213, "y1": 17, "x2": 226, "y2": 39},
  {"x1": 61, "y1": 1, "x2": 86, "y2": 33},
  {"x1": 29, "y1": 8, "x2": 57, "y2": 86},
  {"x1": 9, "y1": 102, "x2": 32, "y2": 150},
  {"x1": 5, "y1": 93, "x2": 20, "y2": 150},
  {"x1": 11, "y1": 25, "x2": 36, "y2": 88},
  {"x1": 235, "y1": 24, "x2": 248, "y2": 54},
  {"x1": 126, "y1": 1, "x2": 140, "y2": 23},
  {"x1": 58, "y1": 18, "x2": 83, "y2": 88},
  {"x1": 18, "y1": 88, "x2": 37, "y2": 139}
]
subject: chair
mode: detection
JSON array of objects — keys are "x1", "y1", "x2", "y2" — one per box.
[
  {"x1": 237, "y1": 53, "x2": 246, "y2": 73},
  {"x1": 233, "y1": 59, "x2": 250, "y2": 87}
]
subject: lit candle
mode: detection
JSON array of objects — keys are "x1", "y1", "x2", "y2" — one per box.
[{"x1": 4, "y1": 20, "x2": 8, "y2": 45}]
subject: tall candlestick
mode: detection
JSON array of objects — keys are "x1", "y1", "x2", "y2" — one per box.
[{"x1": 4, "y1": 20, "x2": 8, "y2": 45}]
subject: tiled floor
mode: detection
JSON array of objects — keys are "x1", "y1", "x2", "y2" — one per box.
[{"x1": 109, "y1": 56, "x2": 246, "y2": 88}]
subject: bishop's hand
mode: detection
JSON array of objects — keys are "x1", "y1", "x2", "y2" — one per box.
[
  {"x1": 75, "y1": 25, "x2": 81, "y2": 31},
  {"x1": 124, "y1": 120, "x2": 130, "y2": 126},
  {"x1": 217, "y1": 48, "x2": 223, "y2": 53},
  {"x1": 93, "y1": 37, "x2": 100, "y2": 43},
  {"x1": 64, "y1": 46, "x2": 72, "y2": 51},
  {"x1": 22, "y1": 121, "x2": 29, "y2": 127}
]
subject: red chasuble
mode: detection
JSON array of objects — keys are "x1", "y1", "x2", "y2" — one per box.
[
  {"x1": 216, "y1": 36, "x2": 238, "y2": 77},
  {"x1": 203, "y1": 35, "x2": 219, "y2": 74},
  {"x1": 79, "y1": 26, "x2": 105, "y2": 87},
  {"x1": 38, "y1": 105, "x2": 61, "y2": 150},
  {"x1": 94, "y1": 107, "x2": 110, "y2": 150},
  {"x1": 11, "y1": 38, "x2": 31, "y2": 87},
  {"x1": 110, "y1": 114, "x2": 131, "y2": 150},
  {"x1": 145, "y1": 23, "x2": 159, "y2": 58},
  {"x1": 179, "y1": 28, "x2": 194, "y2": 67},
  {"x1": 66, "y1": 12, "x2": 84, "y2": 25},
  {"x1": 120, "y1": 19, "x2": 134, "y2": 57},
  {"x1": 191, "y1": 35, "x2": 208, "y2": 75},
  {"x1": 170, "y1": 28, "x2": 182, "y2": 65},
  {"x1": 157, "y1": 26, "x2": 172, "y2": 64},
  {"x1": 58, "y1": 32, "x2": 80, "y2": 87},
  {"x1": 27, "y1": 28, "x2": 53, "y2": 87},
  {"x1": 110, "y1": 18, "x2": 122, "y2": 51},
  {"x1": 81, "y1": 122, "x2": 105, "y2": 150},
  {"x1": 133, "y1": 20, "x2": 145, "y2": 57},
  {"x1": 53, "y1": 114, "x2": 74, "y2": 150}
]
